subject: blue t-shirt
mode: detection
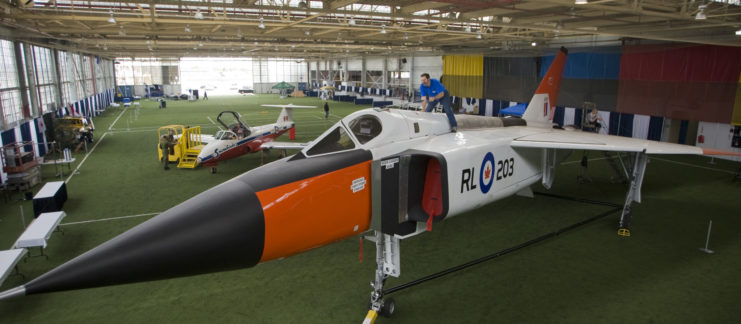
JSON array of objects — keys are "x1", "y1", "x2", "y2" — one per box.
[{"x1": 420, "y1": 79, "x2": 446, "y2": 99}]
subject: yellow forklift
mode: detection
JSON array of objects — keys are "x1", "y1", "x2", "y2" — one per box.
[{"x1": 157, "y1": 125, "x2": 205, "y2": 168}]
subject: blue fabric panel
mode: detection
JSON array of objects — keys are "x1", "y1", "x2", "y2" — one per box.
[
  {"x1": 609, "y1": 112, "x2": 620, "y2": 135},
  {"x1": 354, "y1": 98, "x2": 373, "y2": 105},
  {"x1": 553, "y1": 106, "x2": 565, "y2": 126},
  {"x1": 678, "y1": 120, "x2": 689, "y2": 144},
  {"x1": 574, "y1": 109, "x2": 583, "y2": 128},
  {"x1": 540, "y1": 49, "x2": 621, "y2": 79},
  {"x1": 1, "y1": 129, "x2": 15, "y2": 145},
  {"x1": 648, "y1": 116, "x2": 664, "y2": 141},
  {"x1": 618, "y1": 113, "x2": 634, "y2": 137},
  {"x1": 20, "y1": 122, "x2": 33, "y2": 152},
  {"x1": 35, "y1": 119, "x2": 46, "y2": 156}
]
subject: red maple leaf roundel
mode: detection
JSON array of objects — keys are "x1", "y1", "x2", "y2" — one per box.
[{"x1": 484, "y1": 164, "x2": 491, "y2": 180}]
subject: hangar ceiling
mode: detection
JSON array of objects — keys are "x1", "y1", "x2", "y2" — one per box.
[{"x1": 1, "y1": 0, "x2": 740, "y2": 59}]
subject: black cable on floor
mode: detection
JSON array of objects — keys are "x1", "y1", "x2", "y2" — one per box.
[{"x1": 383, "y1": 194, "x2": 622, "y2": 296}]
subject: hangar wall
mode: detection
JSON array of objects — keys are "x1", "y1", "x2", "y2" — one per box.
[{"x1": 0, "y1": 37, "x2": 116, "y2": 184}]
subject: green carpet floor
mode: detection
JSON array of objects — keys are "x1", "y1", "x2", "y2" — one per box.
[{"x1": 1, "y1": 95, "x2": 740, "y2": 323}]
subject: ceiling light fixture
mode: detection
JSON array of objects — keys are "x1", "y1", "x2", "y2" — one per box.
[
  {"x1": 476, "y1": 32, "x2": 482, "y2": 39},
  {"x1": 736, "y1": 29, "x2": 741, "y2": 36},
  {"x1": 696, "y1": 5, "x2": 707, "y2": 20},
  {"x1": 349, "y1": 18, "x2": 356, "y2": 25},
  {"x1": 107, "y1": 10, "x2": 116, "y2": 24},
  {"x1": 119, "y1": 26, "x2": 126, "y2": 36},
  {"x1": 531, "y1": 41, "x2": 537, "y2": 46},
  {"x1": 258, "y1": 17, "x2": 265, "y2": 29},
  {"x1": 575, "y1": 0, "x2": 588, "y2": 4},
  {"x1": 298, "y1": 1, "x2": 308, "y2": 9},
  {"x1": 305, "y1": 30, "x2": 311, "y2": 36},
  {"x1": 380, "y1": 25, "x2": 387, "y2": 34},
  {"x1": 184, "y1": 24, "x2": 192, "y2": 32},
  {"x1": 194, "y1": 9, "x2": 204, "y2": 19}
]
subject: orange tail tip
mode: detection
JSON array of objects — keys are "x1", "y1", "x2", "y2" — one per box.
[
  {"x1": 535, "y1": 47, "x2": 568, "y2": 107},
  {"x1": 522, "y1": 47, "x2": 568, "y2": 124}
]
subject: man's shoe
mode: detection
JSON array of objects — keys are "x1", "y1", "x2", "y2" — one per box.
[
  {"x1": 451, "y1": 126, "x2": 457, "y2": 133},
  {"x1": 164, "y1": 166, "x2": 170, "y2": 170}
]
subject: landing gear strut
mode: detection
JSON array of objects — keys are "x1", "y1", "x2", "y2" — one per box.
[
  {"x1": 616, "y1": 151, "x2": 648, "y2": 237},
  {"x1": 365, "y1": 231, "x2": 400, "y2": 322}
]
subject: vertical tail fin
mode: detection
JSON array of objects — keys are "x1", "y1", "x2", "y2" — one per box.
[
  {"x1": 522, "y1": 47, "x2": 568, "y2": 125},
  {"x1": 277, "y1": 108, "x2": 293, "y2": 123}
]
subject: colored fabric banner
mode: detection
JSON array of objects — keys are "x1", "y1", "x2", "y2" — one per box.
[
  {"x1": 442, "y1": 55, "x2": 483, "y2": 98},
  {"x1": 648, "y1": 116, "x2": 664, "y2": 141},
  {"x1": 553, "y1": 107, "x2": 565, "y2": 126},
  {"x1": 617, "y1": 44, "x2": 741, "y2": 123},
  {"x1": 540, "y1": 48, "x2": 621, "y2": 110},
  {"x1": 564, "y1": 107, "x2": 575, "y2": 126},
  {"x1": 483, "y1": 56, "x2": 539, "y2": 103},
  {"x1": 618, "y1": 113, "x2": 634, "y2": 137},
  {"x1": 632, "y1": 115, "x2": 651, "y2": 140}
]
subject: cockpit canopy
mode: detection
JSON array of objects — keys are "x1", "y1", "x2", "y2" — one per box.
[
  {"x1": 347, "y1": 115, "x2": 382, "y2": 144},
  {"x1": 214, "y1": 130, "x2": 238, "y2": 140},
  {"x1": 305, "y1": 114, "x2": 383, "y2": 156}
]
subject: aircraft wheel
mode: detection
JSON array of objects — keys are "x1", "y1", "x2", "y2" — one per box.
[
  {"x1": 380, "y1": 298, "x2": 395, "y2": 318},
  {"x1": 211, "y1": 167, "x2": 217, "y2": 174}
]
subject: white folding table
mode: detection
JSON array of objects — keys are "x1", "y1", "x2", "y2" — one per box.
[
  {"x1": 0, "y1": 249, "x2": 28, "y2": 285},
  {"x1": 14, "y1": 211, "x2": 66, "y2": 258}
]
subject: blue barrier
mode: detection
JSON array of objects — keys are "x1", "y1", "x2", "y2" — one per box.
[{"x1": 373, "y1": 101, "x2": 393, "y2": 107}]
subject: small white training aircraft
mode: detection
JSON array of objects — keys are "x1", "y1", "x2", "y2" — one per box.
[{"x1": 196, "y1": 104, "x2": 314, "y2": 172}]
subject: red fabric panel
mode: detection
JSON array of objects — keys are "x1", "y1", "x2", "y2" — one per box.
[
  {"x1": 620, "y1": 45, "x2": 741, "y2": 82},
  {"x1": 617, "y1": 44, "x2": 741, "y2": 123}
]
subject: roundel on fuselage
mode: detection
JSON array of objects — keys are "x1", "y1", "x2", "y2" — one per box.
[{"x1": 479, "y1": 152, "x2": 495, "y2": 194}]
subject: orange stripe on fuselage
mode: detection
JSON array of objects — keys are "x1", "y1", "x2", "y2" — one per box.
[{"x1": 257, "y1": 160, "x2": 372, "y2": 262}]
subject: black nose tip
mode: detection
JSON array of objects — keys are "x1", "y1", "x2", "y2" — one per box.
[{"x1": 25, "y1": 179, "x2": 265, "y2": 295}]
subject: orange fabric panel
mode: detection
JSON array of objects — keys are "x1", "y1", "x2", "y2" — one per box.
[{"x1": 257, "y1": 161, "x2": 372, "y2": 262}]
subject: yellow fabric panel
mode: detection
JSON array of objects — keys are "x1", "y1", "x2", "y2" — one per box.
[
  {"x1": 443, "y1": 55, "x2": 483, "y2": 76},
  {"x1": 442, "y1": 55, "x2": 483, "y2": 98},
  {"x1": 440, "y1": 75, "x2": 482, "y2": 98}
]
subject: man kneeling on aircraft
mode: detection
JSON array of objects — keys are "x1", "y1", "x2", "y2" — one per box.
[{"x1": 420, "y1": 72, "x2": 458, "y2": 132}]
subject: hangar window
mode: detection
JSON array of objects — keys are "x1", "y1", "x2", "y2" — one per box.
[
  {"x1": 306, "y1": 126, "x2": 355, "y2": 156},
  {"x1": 347, "y1": 115, "x2": 382, "y2": 144}
]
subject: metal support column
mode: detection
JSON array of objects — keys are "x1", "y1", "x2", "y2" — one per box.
[
  {"x1": 361, "y1": 55, "x2": 366, "y2": 87},
  {"x1": 382, "y1": 56, "x2": 388, "y2": 91},
  {"x1": 14, "y1": 42, "x2": 33, "y2": 120},
  {"x1": 50, "y1": 49, "x2": 64, "y2": 111}
]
